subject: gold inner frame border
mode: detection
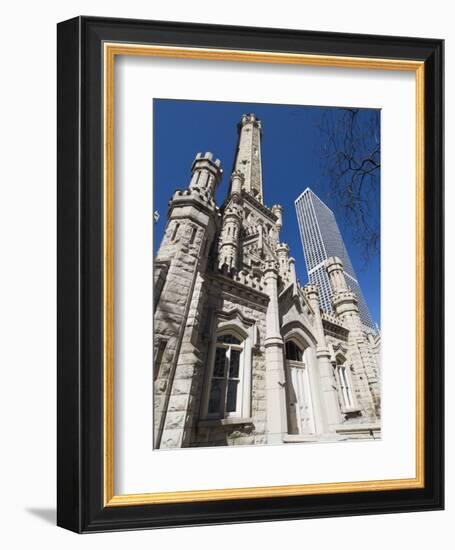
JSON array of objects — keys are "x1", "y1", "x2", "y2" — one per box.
[{"x1": 103, "y1": 42, "x2": 425, "y2": 506}]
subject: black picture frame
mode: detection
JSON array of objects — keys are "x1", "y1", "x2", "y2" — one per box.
[{"x1": 57, "y1": 16, "x2": 444, "y2": 533}]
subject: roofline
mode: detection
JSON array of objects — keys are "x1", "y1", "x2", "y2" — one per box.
[
  {"x1": 294, "y1": 187, "x2": 335, "y2": 216},
  {"x1": 294, "y1": 187, "x2": 313, "y2": 203}
]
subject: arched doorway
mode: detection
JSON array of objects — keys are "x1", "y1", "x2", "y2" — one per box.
[{"x1": 285, "y1": 340, "x2": 316, "y2": 436}]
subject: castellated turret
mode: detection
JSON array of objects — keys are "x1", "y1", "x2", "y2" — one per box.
[
  {"x1": 153, "y1": 151, "x2": 223, "y2": 448},
  {"x1": 160, "y1": 151, "x2": 223, "y2": 261},
  {"x1": 326, "y1": 256, "x2": 380, "y2": 418},
  {"x1": 189, "y1": 152, "x2": 223, "y2": 196},
  {"x1": 325, "y1": 256, "x2": 360, "y2": 322}
]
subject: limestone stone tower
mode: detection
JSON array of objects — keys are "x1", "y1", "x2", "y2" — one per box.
[
  {"x1": 233, "y1": 113, "x2": 264, "y2": 203},
  {"x1": 153, "y1": 152, "x2": 223, "y2": 448}
]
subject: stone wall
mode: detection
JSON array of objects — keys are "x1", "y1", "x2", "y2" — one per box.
[
  {"x1": 190, "y1": 283, "x2": 269, "y2": 447},
  {"x1": 154, "y1": 218, "x2": 213, "y2": 447}
]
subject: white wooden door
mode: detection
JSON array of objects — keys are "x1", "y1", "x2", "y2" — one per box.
[{"x1": 290, "y1": 362, "x2": 315, "y2": 435}]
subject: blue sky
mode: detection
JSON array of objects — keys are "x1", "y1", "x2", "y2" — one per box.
[{"x1": 153, "y1": 99, "x2": 380, "y2": 327}]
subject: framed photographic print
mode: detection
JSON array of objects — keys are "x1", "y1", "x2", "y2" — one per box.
[{"x1": 57, "y1": 16, "x2": 444, "y2": 532}]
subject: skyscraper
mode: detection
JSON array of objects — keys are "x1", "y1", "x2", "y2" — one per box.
[{"x1": 295, "y1": 188, "x2": 377, "y2": 332}]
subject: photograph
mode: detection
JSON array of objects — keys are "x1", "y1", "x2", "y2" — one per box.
[{"x1": 153, "y1": 99, "x2": 382, "y2": 449}]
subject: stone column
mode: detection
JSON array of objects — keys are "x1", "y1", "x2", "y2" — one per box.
[
  {"x1": 305, "y1": 284, "x2": 342, "y2": 431},
  {"x1": 263, "y1": 261, "x2": 287, "y2": 444}
]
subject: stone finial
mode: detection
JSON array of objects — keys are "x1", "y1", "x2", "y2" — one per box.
[{"x1": 288, "y1": 256, "x2": 297, "y2": 284}]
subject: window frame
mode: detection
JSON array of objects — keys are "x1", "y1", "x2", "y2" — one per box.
[
  {"x1": 202, "y1": 323, "x2": 253, "y2": 421},
  {"x1": 334, "y1": 354, "x2": 358, "y2": 413},
  {"x1": 206, "y1": 334, "x2": 245, "y2": 419}
]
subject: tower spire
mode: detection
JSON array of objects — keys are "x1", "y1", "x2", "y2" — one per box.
[{"x1": 232, "y1": 113, "x2": 264, "y2": 203}]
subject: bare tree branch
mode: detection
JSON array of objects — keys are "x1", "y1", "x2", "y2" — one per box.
[{"x1": 317, "y1": 108, "x2": 380, "y2": 263}]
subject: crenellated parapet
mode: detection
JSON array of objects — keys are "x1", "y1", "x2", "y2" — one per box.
[
  {"x1": 167, "y1": 152, "x2": 223, "y2": 220},
  {"x1": 263, "y1": 258, "x2": 279, "y2": 270},
  {"x1": 240, "y1": 113, "x2": 262, "y2": 131},
  {"x1": 304, "y1": 283, "x2": 320, "y2": 301},
  {"x1": 321, "y1": 311, "x2": 347, "y2": 329},
  {"x1": 232, "y1": 270, "x2": 265, "y2": 292},
  {"x1": 276, "y1": 242, "x2": 289, "y2": 256},
  {"x1": 331, "y1": 288, "x2": 359, "y2": 318},
  {"x1": 169, "y1": 186, "x2": 218, "y2": 211},
  {"x1": 190, "y1": 152, "x2": 223, "y2": 196}
]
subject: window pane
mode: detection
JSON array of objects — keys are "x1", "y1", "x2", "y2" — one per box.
[
  {"x1": 208, "y1": 379, "x2": 223, "y2": 414},
  {"x1": 213, "y1": 347, "x2": 226, "y2": 377},
  {"x1": 285, "y1": 341, "x2": 303, "y2": 361},
  {"x1": 217, "y1": 334, "x2": 241, "y2": 345},
  {"x1": 154, "y1": 339, "x2": 167, "y2": 381},
  {"x1": 229, "y1": 349, "x2": 241, "y2": 378},
  {"x1": 226, "y1": 380, "x2": 239, "y2": 413}
]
